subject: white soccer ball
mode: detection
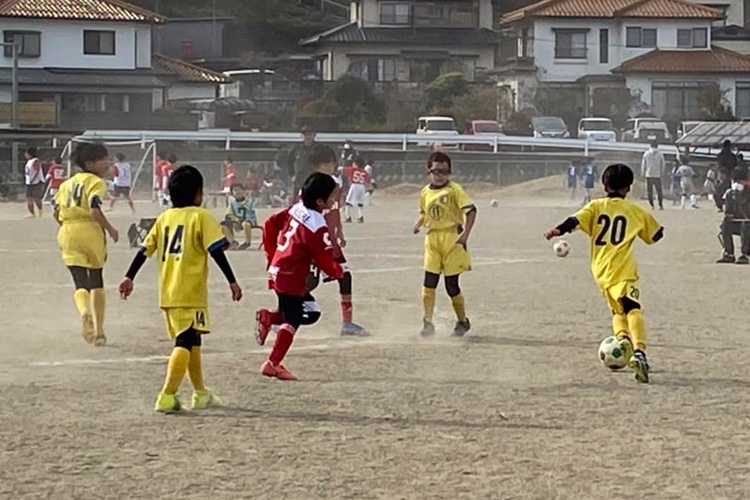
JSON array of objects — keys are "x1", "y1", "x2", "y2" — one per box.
[
  {"x1": 490, "y1": 199, "x2": 499, "y2": 207},
  {"x1": 553, "y1": 240, "x2": 570, "y2": 257},
  {"x1": 598, "y1": 336, "x2": 628, "y2": 371}
]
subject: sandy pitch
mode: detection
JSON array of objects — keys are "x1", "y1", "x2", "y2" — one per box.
[{"x1": 2, "y1": 189, "x2": 750, "y2": 500}]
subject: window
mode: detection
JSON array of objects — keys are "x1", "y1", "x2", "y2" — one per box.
[
  {"x1": 737, "y1": 82, "x2": 750, "y2": 118},
  {"x1": 554, "y1": 30, "x2": 587, "y2": 59},
  {"x1": 3, "y1": 31, "x2": 40, "y2": 57},
  {"x1": 380, "y1": 2, "x2": 411, "y2": 25},
  {"x1": 84, "y1": 30, "x2": 115, "y2": 55},
  {"x1": 600, "y1": 29, "x2": 609, "y2": 64},
  {"x1": 678, "y1": 28, "x2": 708, "y2": 48},
  {"x1": 414, "y1": 2, "x2": 476, "y2": 27},
  {"x1": 651, "y1": 81, "x2": 716, "y2": 119},
  {"x1": 349, "y1": 58, "x2": 397, "y2": 82},
  {"x1": 626, "y1": 27, "x2": 657, "y2": 48}
]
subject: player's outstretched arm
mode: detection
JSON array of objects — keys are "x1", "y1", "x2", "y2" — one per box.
[{"x1": 544, "y1": 217, "x2": 579, "y2": 240}]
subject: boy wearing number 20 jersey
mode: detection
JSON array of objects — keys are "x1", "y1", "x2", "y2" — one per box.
[{"x1": 545, "y1": 164, "x2": 664, "y2": 384}]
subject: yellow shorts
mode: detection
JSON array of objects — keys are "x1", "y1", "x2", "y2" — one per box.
[
  {"x1": 424, "y1": 230, "x2": 471, "y2": 276},
  {"x1": 603, "y1": 280, "x2": 641, "y2": 314},
  {"x1": 164, "y1": 308, "x2": 210, "y2": 339},
  {"x1": 57, "y1": 222, "x2": 107, "y2": 269}
]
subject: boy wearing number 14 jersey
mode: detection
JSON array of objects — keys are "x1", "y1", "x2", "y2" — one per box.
[{"x1": 545, "y1": 164, "x2": 664, "y2": 383}]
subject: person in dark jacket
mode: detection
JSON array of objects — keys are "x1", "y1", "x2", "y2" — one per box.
[
  {"x1": 287, "y1": 126, "x2": 317, "y2": 199},
  {"x1": 717, "y1": 167, "x2": 750, "y2": 264},
  {"x1": 716, "y1": 140, "x2": 737, "y2": 211}
]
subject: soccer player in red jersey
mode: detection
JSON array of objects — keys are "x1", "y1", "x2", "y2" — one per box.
[
  {"x1": 342, "y1": 156, "x2": 371, "y2": 223},
  {"x1": 45, "y1": 156, "x2": 67, "y2": 199},
  {"x1": 255, "y1": 173, "x2": 344, "y2": 380}
]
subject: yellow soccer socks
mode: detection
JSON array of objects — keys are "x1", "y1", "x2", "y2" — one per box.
[
  {"x1": 612, "y1": 313, "x2": 629, "y2": 340},
  {"x1": 73, "y1": 289, "x2": 95, "y2": 343},
  {"x1": 422, "y1": 287, "x2": 436, "y2": 322},
  {"x1": 627, "y1": 309, "x2": 647, "y2": 352},
  {"x1": 163, "y1": 347, "x2": 190, "y2": 395},
  {"x1": 187, "y1": 346, "x2": 205, "y2": 391},
  {"x1": 242, "y1": 222, "x2": 253, "y2": 246},
  {"x1": 90, "y1": 288, "x2": 106, "y2": 340},
  {"x1": 451, "y1": 293, "x2": 467, "y2": 322}
]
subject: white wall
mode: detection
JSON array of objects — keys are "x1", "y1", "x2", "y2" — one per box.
[
  {"x1": 361, "y1": 0, "x2": 378, "y2": 27},
  {"x1": 714, "y1": 40, "x2": 750, "y2": 54},
  {"x1": 0, "y1": 18, "x2": 150, "y2": 70},
  {"x1": 479, "y1": 0, "x2": 493, "y2": 29},
  {"x1": 533, "y1": 18, "x2": 715, "y2": 83},
  {"x1": 167, "y1": 83, "x2": 215, "y2": 101}
]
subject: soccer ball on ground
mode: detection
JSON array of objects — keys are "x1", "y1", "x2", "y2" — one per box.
[
  {"x1": 598, "y1": 336, "x2": 628, "y2": 370},
  {"x1": 553, "y1": 240, "x2": 570, "y2": 257},
  {"x1": 490, "y1": 199, "x2": 499, "y2": 207}
]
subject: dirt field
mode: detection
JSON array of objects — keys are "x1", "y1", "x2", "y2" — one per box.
[{"x1": 3, "y1": 185, "x2": 750, "y2": 500}]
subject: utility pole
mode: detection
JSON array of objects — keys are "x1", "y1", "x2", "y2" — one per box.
[{"x1": 11, "y1": 40, "x2": 18, "y2": 129}]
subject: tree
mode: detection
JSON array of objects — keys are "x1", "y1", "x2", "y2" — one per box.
[
  {"x1": 300, "y1": 76, "x2": 386, "y2": 130},
  {"x1": 426, "y1": 73, "x2": 469, "y2": 110},
  {"x1": 698, "y1": 85, "x2": 736, "y2": 121}
]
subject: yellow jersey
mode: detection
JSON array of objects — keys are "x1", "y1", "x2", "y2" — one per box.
[
  {"x1": 54, "y1": 172, "x2": 107, "y2": 223},
  {"x1": 419, "y1": 181, "x2": 474, "y2": 232},
  {"x1": 574, "y1": 196, "x2": 663, "y2": 289},
  {"x1": 142, "y1": 207, "x2": 228, "y2": 309}
]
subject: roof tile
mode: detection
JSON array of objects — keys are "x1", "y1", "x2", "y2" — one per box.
[
  {"x1": 616, "y1": 46, "x2": 750, "y2": 73},
  {"x1": 503, "y1": 0, "x2": 722, "y2": 23},
  {"x1": 0, "y1": 0, "x2": 164, "y2": 23},
  {"x1": 152, "y1": 55, "x2": 231, "y2": 84}
]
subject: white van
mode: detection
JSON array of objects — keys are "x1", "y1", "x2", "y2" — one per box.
[
  {"x1": 578, "y1": 118, "x2": 617, "y2": 142},
  {"x1": 416, "y1": 116, "x2": 459, "y2": 148}
]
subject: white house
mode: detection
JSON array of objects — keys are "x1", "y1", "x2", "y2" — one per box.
[
  {"x1": 300, "y1": 0, "x2": 499, "y2": 82},
  {"x1": 0, "y1": 0, "x2": 230, "y2": 129},
  {"x1": 498, "y1": 0, "x2": 750, "y2": 122}
]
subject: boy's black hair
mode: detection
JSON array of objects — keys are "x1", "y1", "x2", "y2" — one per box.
[
  {"x1": 169, "y1": 165, "x2": 203, "y2": 208},
  {"x1": 115, "y1": 152, "x2": 125, "y2": 161},
  {"x1": 353, "y1": 156, "x2": 366, "y2": 167},
  {"x1": 26, "y1": 147, "x2": 37, "y2": 157},
  {"x1": 602, "y1": 164, "x2": 634, "y2": 191},
  {"x1": 428, "y1": 152, "x2": 452, "y2": 171},
  {"x1": 732, "y1": 166, "x2": 748, "y2": 182},
  {"x1": 309, "y1": 144, "x2": 337, "y2": 168},
  {"x1": 71, "y1": 143, "x2": 108, "y2": 172},
  {"x1": 301, "y1": 172, "x2": 336, "y2": 210}
]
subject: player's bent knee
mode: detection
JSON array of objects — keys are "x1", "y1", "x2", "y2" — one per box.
[
  {"x1": 622, "y1": 297, "x2": 641, "y2": 314},
  {"x1": 423, "y1": 271, "x2": 440, "y2": 289},
  {"x1": 301, "y1": 300, "x2": 322, "y2": 325},
  {"x1": 339, "y1": 272, "x2": 352, "y2": 295},
  {"x1": 175, "y1": 328, "x2": 200, "y2": 350},
  {"x1": 444, "y1": 275, "x2": 461, "y2": 297}
]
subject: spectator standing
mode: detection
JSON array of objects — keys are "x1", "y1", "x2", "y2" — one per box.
[
  {"x1": 716, "y1": 140, "x2": 737, "y2": 211},
  {"x1": 641, "y1": 141, "x2": 665, "y2": 210},
  {"x1": 287, "y1": 126, "x2": 317, "y2": 197}
]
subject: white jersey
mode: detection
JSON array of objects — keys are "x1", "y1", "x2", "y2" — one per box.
[
  {"x1": 25, "y1": 158, "x2": 44, "y2": 185},
  {"x1": 114, "y1": 162, "x2": 132, "y2": 187}
]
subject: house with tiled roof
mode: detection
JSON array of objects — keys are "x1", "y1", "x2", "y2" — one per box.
[
  {"x1": 0, "y1": 0, "x2": 231, "y2": 129},
  {"x1": 498, "y1": 0, "x2": 750, "y2": 124},
  {"x1": 301, "y1": 0, "x2": 500, "y2": 82}
]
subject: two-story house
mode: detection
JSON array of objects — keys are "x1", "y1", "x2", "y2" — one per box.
[
  {"x1": 0, "y1": 0, "x2": 230, "y2": 129},
  {"x1": 300, "y1": 0, "x2": 500, "y2": 82},
  {"x1": 498, "y1": 0, "x2": 750, "y2": 122}
]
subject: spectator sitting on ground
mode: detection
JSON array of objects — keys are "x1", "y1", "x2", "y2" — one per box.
[
  {"x1": 221, "y1": 183, "x2": 258, "y2": 250},
  {"x1": 717, "y1": 167, "x2": 750, "y2": 264}
]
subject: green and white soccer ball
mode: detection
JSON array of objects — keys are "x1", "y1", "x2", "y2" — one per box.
[{"x1": 598, "y1": 336, "x2": 627, "y2": 371}]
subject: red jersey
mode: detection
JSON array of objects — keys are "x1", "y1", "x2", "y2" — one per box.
[
  {"x1": 46, "y1": 163, "x2": 67, "y2": 189},
  {"x1": 343, "y1": 166, "x2": 371, "y2": 185},
  {"x1": 155, "y1": 160, "x2": 168, "y2": 190},
  {"x1": 266, "y1": 202, "x2": 343, "y2": 296},
  {"x1": 224, "y1": 164, "x2": 236, "y2": 189},
  {"x1": 161, "y1": 162, "x2": 177, "y2": 190}
]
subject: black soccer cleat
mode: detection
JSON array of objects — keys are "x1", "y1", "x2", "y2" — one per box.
[
  {"x1": 452, "y1": 318, "x2": 471, "y2": 337},
  {"x1": 738, "y1": 255, "x2": 749, "y2": 265},
  {"x1": 717, "y1": 254, "x2": 736, "y2": 264},
  {"x1": 420, "y1": 320, "x2": 435, "y2": 337}
]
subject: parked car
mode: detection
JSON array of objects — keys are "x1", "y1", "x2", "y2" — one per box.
[
  {"x1": 678, "y1": 120, "x2": 702, "y2": 139},
  {"x1": 623, "y1": 118, "x2": 672, "y2": 143},
  {"x1": 577, "y1": 118, "x2": 617, "y2": 142},
  {"x1": 532, "y1": 116, "x2": 570, "y2": 138},
  {"x1": 416, "y1": 116, "x2": 459, "y2": 148},
  {"x1": 463, "y1": 119, "x2": 504, "y2": 151}
]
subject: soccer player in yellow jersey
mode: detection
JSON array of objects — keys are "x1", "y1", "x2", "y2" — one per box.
[
  {"x1": 119, "y1": 165, "x2": 243, "y2": 413},
  {"x1": 545, "y1": 164, "x2": 664, "y2": 383},
  {"x1": 53, "y1": 143, "x2": 119, "y2": 346},
  {"x1": 413, "y1": 152, "x2": 477, "y2": 337}
]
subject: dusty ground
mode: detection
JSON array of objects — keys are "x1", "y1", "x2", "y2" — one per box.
[{"x1": 3, "y1": 184, "x2": 750, "y2": 500}]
